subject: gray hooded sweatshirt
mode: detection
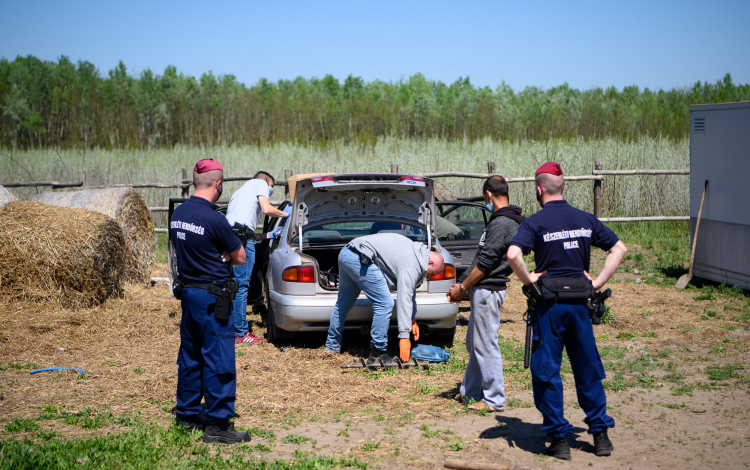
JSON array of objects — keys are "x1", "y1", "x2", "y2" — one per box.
[{"x1": 348, "y1": 233, "x2": 430, "y2": 339}]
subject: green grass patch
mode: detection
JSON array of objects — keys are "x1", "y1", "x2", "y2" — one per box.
[
  {"x1": 672, "y1": 384, "x2": 694, "y2": 396},
  {"x1": 601, "y1": 305, "x2": 616, "y2": 325},
  {"x1": 615, "y1": 332, "x2": 635, "y2": 340},
  {"x1": 706, "y1": 364, "x2": 741, "y2": 381},
  {"x1": 5, "y1": 362, "x2": 41, "y2": 370},
  {"x1": 693, "y1": 293, "x2": 715, "y2": 301},
  {"x1": 0, "y1": 423, "x2": 368, "y2": 469},
  {"x1": 497, "y1": 335, "x2": 524, "y2": 362},
  {"x1": 245, "y1": 427, "x2": 276, "y2": 441},
  {"x1": 658, "y1": 348, "x2": 674, "y2": 357},
  {"x1": 420, "y1": 424, "x2": 440, "y2": 438},
  {"x1": 4, "y1": 418, "x2": 39, "y2": 433},
  {"x1": 362, "y1": 441, "x2": 380, "y2": 451},
  {"x1": 641, "y1": 332, "x2": 657, "y2": 338},
  {"x1": 599, "y1": 345, "x2": 627, "y2": 359},
  {"x1": 505, "y1": 398, "x2": 533, "y2": 408},
  {"x1": 281, "y1": 434, "x2": 312, "y2": 445}
]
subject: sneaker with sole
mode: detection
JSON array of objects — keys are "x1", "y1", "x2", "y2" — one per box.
[
  {"x1": 545, "y1": 437, "x2": 571, "y2": 460},
  {"x1": 235, "y1": 332, "x2": 267, "y2": 344},
  {"x1": 593, "y1": 430, "x2": 614, "y2": 457},
  {"x1": 203, "y1": 422, "x2": 251, "y2": 444}
]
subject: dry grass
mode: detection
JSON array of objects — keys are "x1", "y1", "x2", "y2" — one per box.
[
  {"x1": 1, "y1": 261, "x2": 747, "y2": 438},
  {"x1": 35, "y1": 188, "x2": 155, "y2": 284},
  {"x1": 0, "y1": 201, "x2": 126, "y2": 308}
]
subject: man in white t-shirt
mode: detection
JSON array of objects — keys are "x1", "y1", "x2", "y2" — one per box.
[{"x1": 225, "y1": 171, "x2": 289, "y2": 344}]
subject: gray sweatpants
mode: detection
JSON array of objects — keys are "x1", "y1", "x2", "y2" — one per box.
[{"x1": 460, "y1": 287, "x2": 506, "y2": 410}]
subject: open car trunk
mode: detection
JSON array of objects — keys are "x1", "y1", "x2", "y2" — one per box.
[
  {"x1": 289, "y1": 174, "x2": 437, "y2": 251},
  {"x1": 302, "y1": 245, "x2": 345, "y2": 291}
]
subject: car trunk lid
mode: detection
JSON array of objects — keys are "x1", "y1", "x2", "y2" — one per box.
[{"x1": 289, "y1": 174, "x2": 436, "y2": 252}]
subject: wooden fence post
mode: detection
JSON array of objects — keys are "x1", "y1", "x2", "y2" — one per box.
[
  {"x1": 487, "y1": 161, "x2": 496, "y2": 174},
  {"x1": 390, "y1": 163, "x2": 399, "y2": 174},
  {"x1": 593, "y1": 161, "x2": 602, "y2": 218},
  {"x1": 181, "y1": 167, "x2": 189, "y2": 198},
  {"x1": 284, "y1": 169, "x2": 293, "y2": 199},
  {"x1": 77, "y1": 170, "x2": 86, "y2": 187}
]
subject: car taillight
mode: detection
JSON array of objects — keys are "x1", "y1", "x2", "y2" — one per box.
[
  {"x1": 398, "y1": 175, "x2": 424, "y2": 183},
  {"x1": 282, "y1": 266, "x2": 315, "y2": 283},
  {"x1": 429, "y1": 264, "x2": 455, "y2": 281},
  {"x1": 310, "y1": 175, "x2": 336, "y2": 183}
]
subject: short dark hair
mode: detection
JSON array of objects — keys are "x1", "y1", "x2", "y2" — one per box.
[
  {"x1": 482, "y1": 175, "x2": 509, "y2": 198},
  {"x1": 253, "y1": 171, "x2": 275, "y2": 185}
]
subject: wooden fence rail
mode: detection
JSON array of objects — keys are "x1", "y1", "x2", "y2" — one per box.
[{"x1": 2, "y1": 161, "x2": 691, "y2": 231}]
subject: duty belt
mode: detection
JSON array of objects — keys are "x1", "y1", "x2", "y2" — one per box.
[{"x1": 183, "y1": 282, "x2": 228, "y2": 290}]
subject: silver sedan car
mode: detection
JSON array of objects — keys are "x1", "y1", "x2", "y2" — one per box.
[{"x1": 169, "y1": 173, "x2": 460, "y2": 344}]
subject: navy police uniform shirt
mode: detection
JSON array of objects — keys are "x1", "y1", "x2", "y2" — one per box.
[
  {"x1": 510, "y1": 200, "x2": 619, "y2": 279},
  {"x1": 170, "y1": 196, "x2": 242, "y2": 284}
]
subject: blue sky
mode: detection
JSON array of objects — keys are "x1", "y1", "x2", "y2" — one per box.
[{"x1": 2, "y1": 0, "x2": 748, "y2": 91}]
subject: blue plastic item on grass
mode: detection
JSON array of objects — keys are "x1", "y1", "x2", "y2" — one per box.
[
  {"x1": 30, "y1": 367, "x2": 87, "y2": 375},
  {"x1": 410, "y1": 345, "x2": 449, "y2": 363}
]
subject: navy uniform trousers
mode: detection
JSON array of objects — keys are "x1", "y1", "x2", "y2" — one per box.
[
  {"x1": 176, "y1": 287, "x2": 236, "y2": 426},
  {"x1": 530, "y1": 301, "x2": 615, "y2": 438}
]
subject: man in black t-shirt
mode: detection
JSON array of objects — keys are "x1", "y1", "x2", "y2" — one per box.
[
  {"x1": 170, "y1": 158, "x2": 249, "y2": 444},
  {"x1": 507, "y1": 162, "x2": 627, "y2": 460}
]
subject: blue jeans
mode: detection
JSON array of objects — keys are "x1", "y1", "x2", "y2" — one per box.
[
  {"x1": 232, "y1": 240, "x2": 256, "y2": 337},
  {"x1": 325, "y1": 246, "x2": 394, "y2": 352},
  {"x1": 531, "y1": 301, "x2": 614, "y2": 438},
  {"x1": 176, "y1": 287, "x2": 236, "y2": 426}
]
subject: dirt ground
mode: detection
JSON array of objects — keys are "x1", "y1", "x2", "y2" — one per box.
[{"x1": 1, "y1": 261, "x2": 749, "y2": 469}]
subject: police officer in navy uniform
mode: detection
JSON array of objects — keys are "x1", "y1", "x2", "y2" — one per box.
[
  {"x1": 170, "y1": 158, "x2": 250, "y2": 444},
  {"x1": 507, "y1": 162, "x2": 627, "y2": 460}
]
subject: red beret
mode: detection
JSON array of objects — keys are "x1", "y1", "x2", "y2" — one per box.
[
  {"x1": 535, "y1": 162, "x2": 563, "y2": 176},
  {"x1": 194, "y1": 158, "x2": 223, "y2": 173}
]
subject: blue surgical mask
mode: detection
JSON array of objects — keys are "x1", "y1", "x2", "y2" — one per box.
[
  {"x1": 486, "y1": 202, "x2": 493, "y2": 212},
  {"x1": 268, "y1": 185, "x2": 273, "y2": 197}
]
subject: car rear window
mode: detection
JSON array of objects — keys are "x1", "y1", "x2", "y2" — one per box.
[{"x1": 292, "y1": 221, "x2": 427, "y2": 244}]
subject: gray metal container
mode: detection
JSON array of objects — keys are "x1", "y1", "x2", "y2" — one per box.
[{"x1": 689, "y1": 101, "x2": 750, "y2": 289}]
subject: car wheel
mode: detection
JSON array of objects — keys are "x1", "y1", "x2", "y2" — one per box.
[
  {"x1": 431, "y1": 326, "x2": 456, "y2": 346},
  {"x1": 265, "y1": 301, "x2": 295, "y2": 344}
]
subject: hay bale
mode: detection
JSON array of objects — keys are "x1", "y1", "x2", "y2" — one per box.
[
  {"x1": 35, "y1": 188, "x2": 154, "y2": 283},
  {"x1": 0, "y1": 201, "x2": 126, "y2": 308},
  {"x1": 0, "y1": 184, "x2": 17, "y2": 209}
]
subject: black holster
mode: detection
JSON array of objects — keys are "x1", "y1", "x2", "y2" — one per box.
[
  {"x1": 172, "y1": 278, "x2": 184, "y2": 300},
  {"x1": 232, "y1": 223, "x2": 251, "y2": 244},
  {"x1": 208, "y1": 280, "x2": 238, "y2": 321}
]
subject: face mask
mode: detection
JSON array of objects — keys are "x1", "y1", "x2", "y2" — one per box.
[
  {"x1": 217, "y1": 182, "x2": 223, "y2": 200},
  {"x1": 486, "y1": 202, "x2": 493, "y2": 212},
  {"x1": 536, "y1": 190, "x2": 544, "y2": 208},
  {"x1": 268, "y1": 184, "x2": 273, "y2": 197}
]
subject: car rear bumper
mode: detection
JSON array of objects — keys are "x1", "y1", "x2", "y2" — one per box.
[{"x1": 268, "y1": 290, "x2": 459, "y2": 332}]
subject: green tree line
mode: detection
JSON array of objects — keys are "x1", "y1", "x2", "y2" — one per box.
[{"x1": 1, "y1": 55, "x2": 748, "y2": 149}]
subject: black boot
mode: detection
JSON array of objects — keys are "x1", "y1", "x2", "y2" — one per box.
[
  {"x1": 203, "y1": 421, "x2": 251, "y2": 444},
  {"x1": 593, "y1": 430, "x2": 613, "y2": 457},
  {"x1": 366, "y1": 343, "x2": 394, "y2": 366},
  {"x1": 545, "y1": 436, "x2": 571, "y2": 460},
  {"x1": 175, "y1": 414, "x2": 203, "y2": 433}
]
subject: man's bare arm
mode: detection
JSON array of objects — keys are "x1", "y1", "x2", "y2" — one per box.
[
  {"x1": 258, "y1": 196, "x2": 289, "y2": 218},
  {"x1": 222, "y1": 245, "x2": 246, "y2": 265},
  {"x1": 586, "y1": 241, "x2": 627, "y2": 290},
  {"x1": 447, "y1": 266, "x2": 484, "y2": 303},
  {"x1": 507, "y1": 245, "x2": 546, "y2": 286}
]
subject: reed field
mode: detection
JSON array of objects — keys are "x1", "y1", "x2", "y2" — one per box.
[{"x1": 2, "y1": 136, "x2": 688, "y2": 224}]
